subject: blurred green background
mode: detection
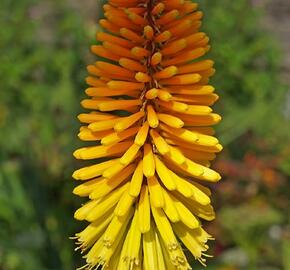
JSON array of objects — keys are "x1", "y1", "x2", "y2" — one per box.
[{"x1": 0, "y1": 0, "x2": 289, "y2": 269}]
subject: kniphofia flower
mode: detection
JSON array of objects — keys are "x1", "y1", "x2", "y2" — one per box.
[{"x1": 72, "y1": 0, "x2": 222, "y2": 269}]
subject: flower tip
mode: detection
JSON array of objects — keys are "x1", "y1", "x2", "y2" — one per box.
[
  {"x1": 145, "y1": 88, "x2": 159, "y2": 100},
  {"x1": 113, "y1": 125, "x2": 123, "y2": 132},
  {"x1": 73, "y1": 149, "x2": 82, "y2": 159},
  {"x1": 72, "y1": 171, "x2": 80, "y2": 180},
  {"x1": 204, "y1": 170, "x2": 222, "y2": 182},
  {"x1": 119, "y1": 27, "x2": 127, "y2": 35},
  {"x1": 88, "y1": 193, "x2": 95, "y2": 200},
  {"x1": 102, "y1": 4, "x2": 110, "y2": 11},
  {"x1": 213, "y1": 93, "x2": 219, "y2": 102},
  {"x1": 216, "y1": 144, "x2": 223, "y2": 152},
  {"x1": 216, "y1": 173, "x2": 222, "y2": 181},
  {"x1": 72, "y1": 187, "x2": 80, "y2": 195},
  {"x1": 76, "y1": 113, "x2": 82, "y2": 120},
  {"x1": 87, "y1": 123, "x2": 96, "y2": 132},
  {"x1": 80, "y1": 99, "x2": 92, "y2": 109},
  {"x1": 143, "y1": 171, "x2": 155, "y2": 178},
  {"x1": 74, "y1": 210, "x2": 84, "y2": 221},
  {"x1": 212, "y1": 114, "x2": 222, "y2": 124},
  {"x1": 135, "y1": 72, "x2": 151, "y2": 83},
  {"x1": 200, "y1": 197, "x2": 211, "y2": 206},
  {"x1": 196, "y1": 73, "x2": 202, "y2": 82},
  {"x1": 100, "y1": 138, "x2": 109, "y2": 146},
  {"x1": 208, "y1": 213, "x2": 216, "y2": 221},
  {"x1": 172, "y1": 9, "x2": 180, "y2": 17}
]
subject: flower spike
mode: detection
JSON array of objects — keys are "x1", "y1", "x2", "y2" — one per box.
[{"x1": 73, "y1": 1, "x2": 222, "y2": 269}]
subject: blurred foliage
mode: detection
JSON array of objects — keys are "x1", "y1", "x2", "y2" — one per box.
[
  {"x1": 198, "y1": 0, "x2": 288, "y2": 146},
  {"x1": 0, "y1": 0, "x2": 289, "y2": 269},
  {"x1": 0, "y1": 0, "x2": 88, "y2": 269}
]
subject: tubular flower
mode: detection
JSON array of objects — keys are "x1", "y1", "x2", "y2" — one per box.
[{"x1": 72, "y1": 0, "x2": 222, "y2": 269}]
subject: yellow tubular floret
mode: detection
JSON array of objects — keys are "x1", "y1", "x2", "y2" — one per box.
[
  {"x1": 154, "y1": 227, "x2": 167, "y2": 270},
  {"x1": 101, "y1": 126, "x2": 139, "y2": 146},
  {"x1": 73, "y1": 159, "x2": 119, "y2": 180},
  {"x1": 138, "y1": 185, "x2": 151, "y2": 233},
  {"x1": 89, "y1": 164, "x2": 136, "y2": 199},
  {"x1": 147, "y1": 105, "x2": 159, "y2": 128},
  {"x1": 162, "y1": 188, "x2": 180, "y2": 223},
  {"x1": 73, "y1": 1, "x2": 221, "y2": 269},
  {"x1": 73, "y1": 141, "x2": 133, "y2": 160},
  {"x1": 134, "y1": 122, "x2": 149, "y2": 146},
  {"x1": 114, "y1": 188, "x2": 136, "y2": 216},
  {"x1": 147, "y1": 175, "x2": 164, "y2": 208},
  {"x1": 143, "y1": 144, "x2": 155, "y2": 177},
  {"x1": 145, "y1": 88, "x2": 159, "y2": 99},
  {"x1": 118, "y1": 208, "x2": 141, "y2": 269},
  {"x1": 114, "y1": 111, "x2": 145, "y2": 132},
  {"x1": 129, "y1": 160, "x2": 143, "y2": 197},
  {"x1": 150, "y1": 129, "x2": 170, "y2": 155},
  {"x1": 103, "y1": 206, "x2": 134, "y2": 247},
  {"x1": 154, "y1": 155, "x2": 176, "y2": 191},
  {"x1": 170, "y1": 194, "x2": 200, "y2": 229},
  {"x1": 86, "y1": 183, "x2": 129, "y2": 222},
  {"x1": 119, "y1": 143, "x2": 141, "y2": 166},
  {"x1": 151, "y1": 52, "x2": 163, "y2": 65},
  {"x1": 166, "y1": 145, "x2": 186, "y2": 165},
  {"x1": 143, "y1": 224, "x2": 159, "y2": 270}
]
